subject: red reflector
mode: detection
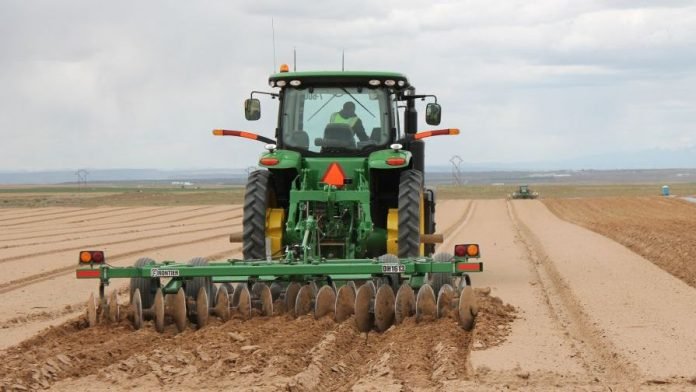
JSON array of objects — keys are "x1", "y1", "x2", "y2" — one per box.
[
  {"x1": 321, "y1": 162, "x2": 346, "y2": 187},
  {"x1": 76, "y1": 269, "x2": 101, "y2": 278},
  {"x1": 454, "y1": 244, "x2": 467, "y2": 257},
  {"x1": 386, "y1": 157, "x2": 406, "y2": 166},
  {"x1": 456, "y1": 263, "x2": 482, "y2": 272},
  {"x1": 260, "y1": 157, "x2": 279, "y2": 166}
]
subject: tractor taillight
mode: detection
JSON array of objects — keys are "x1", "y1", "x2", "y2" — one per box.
[
  {"x1": 260, "y1": 157, "x2": 279, "y2": 166},
  {"x1": 386, "y1": 157, "x2": 406, "y2": 166},
  {"x1": 454, "y1": 244, "x2": 479, "y2": 258},
  {"x1": 79, "y1": 250, "x2": 105, "y2": 264}
]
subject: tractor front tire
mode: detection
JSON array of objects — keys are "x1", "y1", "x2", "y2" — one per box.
[
  {"x1": 398, "y1": 170, "x2": 424, "y2": 258},
  {"x1": 243, "y1": 170, "x2": 273, "y2": 260}
]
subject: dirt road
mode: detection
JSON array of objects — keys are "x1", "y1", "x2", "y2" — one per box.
[{"x1": 2, "y1": 199, "x2": 696, "y2": 390}]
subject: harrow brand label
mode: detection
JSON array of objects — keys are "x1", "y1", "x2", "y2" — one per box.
[
  {"x1": 381, "y1": 263, "x2": 405, "y2": 273},
  {"x1": 150, "y1": 268, "x2": 180, "y2": 278}
]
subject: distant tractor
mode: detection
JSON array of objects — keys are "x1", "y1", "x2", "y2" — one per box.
[{"x1": 511, "y1": 184, "x2": 539, "y2": 199}]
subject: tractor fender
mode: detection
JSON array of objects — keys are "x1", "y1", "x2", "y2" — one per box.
[{"x1": 367, "y1": 149, "x2": 412, "y2": 169}]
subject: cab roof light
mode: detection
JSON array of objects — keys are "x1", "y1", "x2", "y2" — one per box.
[{"x1": 280, "y1": 64, "x2": 289, "y2": 72}]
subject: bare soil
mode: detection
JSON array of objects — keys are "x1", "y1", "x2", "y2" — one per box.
[
  {"x1": 2, "y1": 199, "x2": 696, "y2": 390},
  {"x1": 544, "y1": 197, "x2": 696, "y2": 288}
]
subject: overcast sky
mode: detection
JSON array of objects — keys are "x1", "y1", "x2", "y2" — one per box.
[{"x1": 1, "y1": 0, "x2": 695, "y2": 171}]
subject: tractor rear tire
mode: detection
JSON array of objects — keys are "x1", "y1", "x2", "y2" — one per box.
[
  {"x1": 243, "y1": 170, "x2": 274, "y2": 260},
  {"x1": 429, "y1": 252, "x2": 454, "y2": 296},
  {"x1": 398, "y1": 170, "x2": 424, "y2": 258},
  {"x1": 130, "y1": 257, "x2": 158, "y2": 309},
  {"x1": 185, "y1": 257, "x2": 215, "y2": 308}
]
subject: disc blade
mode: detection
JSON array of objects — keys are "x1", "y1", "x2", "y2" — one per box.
[
  {"x1": 132, "y1": 288, "x2": 143, "y2": 330},
  {"x1": 394, "y1": 284, "x2": 415, "y2": 325},
  {"x1": 107, "y1": 290, "x2": 120, "y2": 323},
  {"x1": 86, "y1": 293, "x2": 97, "y2": 328},
  {"x1": 354, "y1": 282, "x2": 375, "y2": 332},
  {"x1": 436, "y1": 284, "x2": 455, "y2": 319},
  {"x1": 154, "y1": 289, "x2": 165, "y2": 333},
  {"x1": 415, "y1": 284, "x2": 436, "y2": 322},
  {"x1": 269, "y1": 282, "x2": 283, "y2": 301},
  {"x1": 374, "y1": 285, "x2": 395, "y2": 332},
  {"x1": 309, "y1": 281, "x2": 318, "y2": 295},
  {"x1": 196, "y1": 286, "x2": 209, "y2": 328},
  {"x1": 258, "y1": 283, "x2": 273, "y2": 317},
  {"x1": 458, "y1": 286, "x2": 476, "y2": 331},
  {"x1": 215, "y1": 284, "x2": 231, "y2": 321},
  {"x1": 285, "y1": 282, "x2": 301, "y2": 317},
  {"x1": 237, "y1": 285, "x2": 251, "y2": 320},
  {"x1": 251, "y1": 282, "x2": 264, "y2": 297},
  {"x1": 294, "y1": 284, "x2": 314, "y2": 318},
  {"x1": 173, "y1": 288, "x2": 187, "y2": 332},
  {"x1": 315, "y1": 285, "x2": 336, "y2": 320},
  {"x1": 335, "y1": 284, "x2": 356, "y2": 323}
]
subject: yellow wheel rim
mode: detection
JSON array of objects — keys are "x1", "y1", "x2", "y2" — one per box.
[{"x1": 265, "y1": 208, "x2": 285, "y2": 257}]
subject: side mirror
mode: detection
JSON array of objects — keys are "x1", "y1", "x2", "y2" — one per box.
[
  {"x1": 244, "y1": 98, "x2": 261, "y2": 121},
  {"x1": 425, "y1": 103, "x2": 441, "y2": 126}
]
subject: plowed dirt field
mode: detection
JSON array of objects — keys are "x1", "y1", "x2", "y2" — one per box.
[{"x1": 1, "y1": 199, "x2": 696, "y2": 391}]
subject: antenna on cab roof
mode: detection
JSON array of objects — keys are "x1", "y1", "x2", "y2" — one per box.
[{"x1": 271, "y1": 18, "x2": 277, "y2": 72}]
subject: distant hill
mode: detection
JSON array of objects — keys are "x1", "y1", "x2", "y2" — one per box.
[
  {"x1": 1, "y1": 147, "x2": 694, "y2": 185},
  {"x1": 440, "y1": 147, "x2": 696, "y2": 172},
  {"x1": 0, "y1": 169, "x2": 250, "y2": 185}
]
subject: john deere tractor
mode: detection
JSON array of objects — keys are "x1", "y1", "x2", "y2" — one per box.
[
  {"x1": 76, "y1": 67, "x2": 483, "y2": 334},
  {"x1": 511, "y1": 184, "x2": 539, "y2": 199}
]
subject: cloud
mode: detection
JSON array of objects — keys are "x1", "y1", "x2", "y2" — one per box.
[{"x1": 1, "y1": 0, "x2": 695, "y2": 171}]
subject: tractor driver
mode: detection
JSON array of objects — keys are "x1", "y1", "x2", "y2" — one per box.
[{"x1": 329, "y1": 102, "x2": 369, "y2": 142}]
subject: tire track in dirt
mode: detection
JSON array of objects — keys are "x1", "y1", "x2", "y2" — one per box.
[
  {"x1": 437, "y1": 199, "x2": 475, "y2": 253},
  {"x1": 0, "y1": 219, "x2": 242, "y2": 264},
  {"x1": 0, "y1": 232, "x2": 233, "y2": 295},
  {"x1": 0, "y1": 206, "x2": 241, "y2": 242},
  {"x1": 1, "y1": 205, "x2": 217, "y2": 233},
  {"x1": 0, "y1": 207, "x2": 83, "y2": 222},
  {"x1": 0, "y1": 213, "x2": 239, "y2": 250},
  {"x1": 0, "y1": 206, "x2": 152, "y2": 227},
  {"x1": 506, "y1": 200, "x2": 642, "y2": 385}
]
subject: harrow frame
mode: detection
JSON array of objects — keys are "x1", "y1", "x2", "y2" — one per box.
[{"x1": 77, "y1": 255, "x2": 483, "y2": 297}]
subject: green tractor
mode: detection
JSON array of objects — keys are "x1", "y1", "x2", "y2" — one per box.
[
  {"x1": 511, "y1": 184, "x2": 539, "y2": 199},
  {"x1": 77, "y1": 67, "x2": 483, "y2": 334}
]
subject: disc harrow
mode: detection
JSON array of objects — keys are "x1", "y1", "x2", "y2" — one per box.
[{"x1": 82, "y1": 253, "x2": 481, "y2": 334}]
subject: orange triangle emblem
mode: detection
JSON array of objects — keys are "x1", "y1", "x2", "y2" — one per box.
[{"x1": 322, "y1": 162, "x2": 346, "y2": 187}]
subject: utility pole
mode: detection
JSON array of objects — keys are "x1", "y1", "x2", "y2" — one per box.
[{"x1": 449, "y1": 156, "x2": 463, "y2": 185}]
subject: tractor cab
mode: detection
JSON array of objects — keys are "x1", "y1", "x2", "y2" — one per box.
[{"x1": 244, "y1": 70, "x2": 441, "y2": 157}]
